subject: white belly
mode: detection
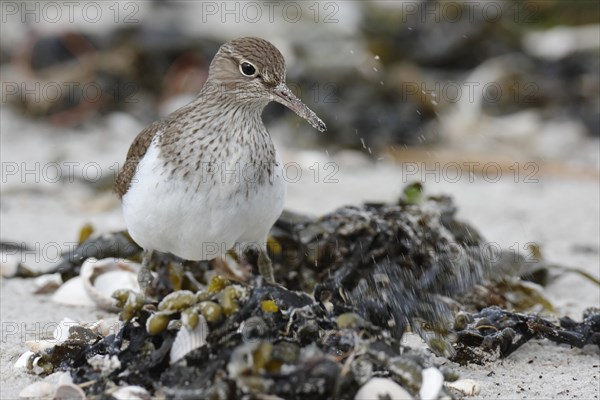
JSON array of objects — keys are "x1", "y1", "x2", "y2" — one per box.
[{"x1": 122, "y1": 140, "x2": 286, "y2": 260}]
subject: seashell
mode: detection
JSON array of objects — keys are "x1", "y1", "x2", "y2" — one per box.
[
  {"x1": 158, "y1": 290, "x2": 196, "y2": 312},
  {"x1": 355, "y1": 378, "x2": 413, "y2": 400},
  {"x1": 24, "y1": 317, "x2": 78, "y2": 352},
  {"x1": 51, "y1": 277, "x2": 96, "y2": 307},
  {"x1": 420, "y1": 367, "x2": 444, "y2": 400},
  {"x1": 0, "y1": 252, "x2": 19, "y2": 278},
  {"x1": 80, "y1": 258, "x2": 140, "y2": 311},
  {"x1": 33, "y1": 273, "x2": 62, "y2": 294},
  {"x1": 18, "y1": 381, "x2": 56, "y2": 399},
  {"x1": 52, "y1": 258, "x2": 140, "y2": 310},
  {"x1": 54, "y1": 383, "x2": 85, "y2": 400},
  {"x1": 14, "y1": 351, "x2": 36, "y2": 369},
  {"x1": 25, "y1": 340, "x2": 57, "y2": 353},
  {"x1": 445, "y1": 379, "x2": 481, "y2": 397},
  {"x1": 53, "y1": 317, "x2": 79, "y2": 342},
  {"x1": 111, "y1": 385, "x2": 151, "y2": 400},
  {"x1": 169, "y1": 315, "x2": 208, "y2": 364},
  {"x1": 84, "y1": 317, "x2": 121, "y2": 337}
]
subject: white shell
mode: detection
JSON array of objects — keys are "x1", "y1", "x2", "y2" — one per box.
[
  {"x1": 55, "y1": 383, "x2": 85, "y2": 400},
  {"x1": 81, "y1": 258, "x2": 140, "y2": 311},
  {"x1": 51, "y1": 277, "x2": 96, "y2": 307},
  {"x1": 14, "y1": 351, "x2": 36, "y2": 369},
  {"x1": 18, "y1": 381, "x2": 56, "y2": 399},
  {"x1": 84, "y1": 317, "x2": 122, "y2": 337},
  {"x1": 112, "y1": 385, "x2": 151, "y2": 400},
  {"x1": 52, "y1": 258, "x2": 140, "y2": 310},
  {"x1": 54, "y1": 317, "x2": 79, "y2": 342},
  {"x1": 354, "y1": 378, "x2": 413, "y2": 400},
  {"x1": 33, "y1": 273, "x2": 63, "y2": 294},
  {"x1": 420, "y1": 367, "x2": 445, "y2": 400},
  {"x1": 169, "y1": 315, "x2": 208, "y2": 364},
  {"x1": 0, "y1": 252, "x2": 19, "y2": 278},
  {"x1": 25, "y1": 339, "x2": 57, "y2": 353},
  {"x1": 445, "y1": 379, "x2": 481, "y2": 397}
]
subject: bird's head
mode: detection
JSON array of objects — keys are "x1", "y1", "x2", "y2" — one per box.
[{"x1": 205, "y1": 37, "x2": 326, "y2": 132}]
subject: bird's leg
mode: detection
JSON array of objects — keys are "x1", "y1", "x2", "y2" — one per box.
[
  {"x1": 138, "y1": 249, "x2": 154, "y2": 295},
  {"x1": 258, "y1": 247, "x2": 275, "y2": 284}
]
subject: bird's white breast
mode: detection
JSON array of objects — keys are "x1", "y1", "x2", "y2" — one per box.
[{"x1": 122, "y1": 135, "x2": 286, "y2": 261}]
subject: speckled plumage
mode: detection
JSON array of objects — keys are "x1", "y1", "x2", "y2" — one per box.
[{"x1": 115, "y1": 37, "x2": 325, "y2": 281}]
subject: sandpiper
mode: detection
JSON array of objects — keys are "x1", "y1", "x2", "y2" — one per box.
[{"x1": 115, "y1": 37, "x2": 326, "y2": 289}]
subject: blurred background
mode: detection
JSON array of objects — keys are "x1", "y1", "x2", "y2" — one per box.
[
  {"x1": 2, "y1": 1, "x2": 599, "y2": 149},
  {"x1": 1, "y1": 0, "x2": 599, "y2": 273}
]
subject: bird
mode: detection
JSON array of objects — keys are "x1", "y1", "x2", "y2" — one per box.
[{"x1": 115, "y1": 37, "x2": 326, "y2": 291}]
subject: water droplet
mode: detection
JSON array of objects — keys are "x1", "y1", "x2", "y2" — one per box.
[
  {"x1": 360, "y1": 138, "x2": 367, "y2": 149},
  {"x1": 416, "y1": 110, "x2": 421, "y2": 115},
  {"x1": 431, "y1": 100, "x2": 438, "y2": 106},
  {"x1": 374, "y1": 55, "x2": 380, "y2": 60},
  {"x1": 373, "y1": 67, "x2": 378, "y2": 72}
]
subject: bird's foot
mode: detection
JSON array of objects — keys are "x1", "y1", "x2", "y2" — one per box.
[
  {"x1": 137, "y1": 250, "x2": 155, "y2": 297},
  {"x1": 257, "y1": 249, "x2": 276, "y2": 284}
]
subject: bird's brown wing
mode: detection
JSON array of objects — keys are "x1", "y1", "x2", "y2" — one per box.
[{"x1": 114, "y1": 122, "x2": 162, "y2": 198}]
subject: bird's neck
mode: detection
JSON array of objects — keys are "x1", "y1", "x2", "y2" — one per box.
[
  {"x1": 157, "y1": 86, "x2": 275, "y2": 173},
  {"x1": 190, "y1": 84, "x2": 269, "y2": 137}
]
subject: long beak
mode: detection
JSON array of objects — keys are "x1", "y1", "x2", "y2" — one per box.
[{"x1": 272, "y1": 83, "x2": 327, "y2": 132}]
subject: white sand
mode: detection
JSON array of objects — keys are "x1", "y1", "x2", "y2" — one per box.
[{"x1": 1, "y1": 107, "x2": 599, "y2": 398}]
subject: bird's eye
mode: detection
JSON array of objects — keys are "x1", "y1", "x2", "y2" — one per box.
[{"x1": 239, "y1": 61, "x2": 257, "y2": 77}]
